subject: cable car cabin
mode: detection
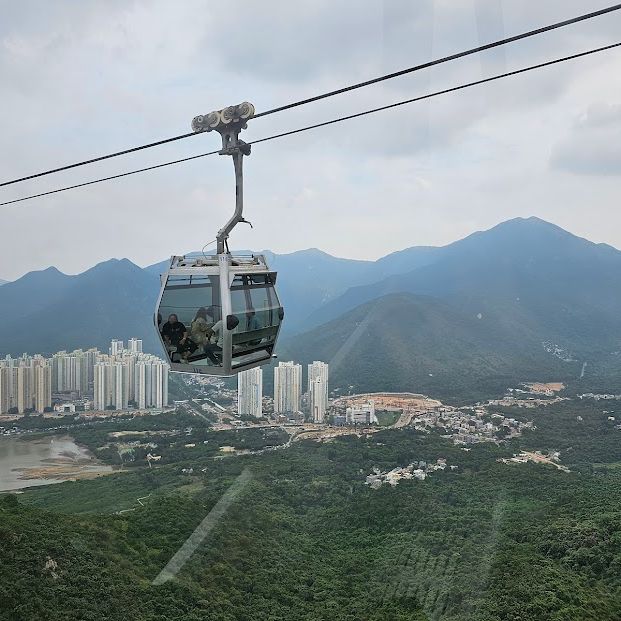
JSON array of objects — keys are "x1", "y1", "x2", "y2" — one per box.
[{"x1": 156, "y1": 254, "x2": 283, "y2": 376}]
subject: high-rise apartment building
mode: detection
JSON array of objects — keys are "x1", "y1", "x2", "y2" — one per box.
[
  {"x1": 238, "y1": 367, "x2": 263, "y2": 418},
  {"x1": 51, "y1": 350, "x2": 88, "y2": 395},
  {"x1": 113, "y1": 361, "x2": 130, "y2": 410},
  {"x1": 93, "y1": 362, "x2": 111, "y2": 411},
  {"x1": 85, "y1": 348, "x2": 99, "y2": 387},
  {"x1": 274, "y1": 361, "x2": 302, "y2": 414},
  {"x1": 128, "y1": 338, "x2": 143, "y2": 354},
  {"x1": 8, "y1": 363, "x2": 18, "y2": 411},
  {"x1": 135, "y1": 355, "x2": 169, "y2": 409},
  {"x1": 94, "y1": 344, "x2": 169, "y2": 412},
  {"x1": 151, "y1": 358, "x2": 168, "y2": 409},
  {"x1": 308, "y1": 361, "x2": 329, "y2": 423},
  {"x1": 110, "y1": 339, "x2": 125, "y2": 356},
  {"x1": 94, "y1": 358, "x2": 128, "y2": 410},
  {"x1": 34, "y1": 363, "x2": 52, "y2": 413},
  {"x1": 10, "y1": 357, "x2": 52, "y2": 414},
  {"x1": 0, "y1": 366, "x2": 10, "y2": 415},
  {"x1": 16, "y1": 364, "x2": 32, "y2": 414}
]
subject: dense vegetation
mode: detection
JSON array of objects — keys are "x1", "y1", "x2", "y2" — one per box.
[
  {"x1": 498, "y1": 399, "x2": 621, "y2": 472},
  {"x1": 1, "y1": 396, "x2": 621, "y2": 620}
]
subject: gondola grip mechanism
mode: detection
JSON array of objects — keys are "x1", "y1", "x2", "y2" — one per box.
[{"x1": 191, "y1": 102, "x2": 256, "y2": 254}]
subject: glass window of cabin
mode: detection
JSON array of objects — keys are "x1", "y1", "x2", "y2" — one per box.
[
  {"x1": 157, "y1": 274, "x2": 222, "y2": 367},
  {"x1": 229, "y1": 273, "x2": 282, "y2": 368}
]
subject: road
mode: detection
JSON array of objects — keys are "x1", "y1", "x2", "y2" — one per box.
[{"x1": 393, "y1": 409, "x2": 417, "y2": 429}]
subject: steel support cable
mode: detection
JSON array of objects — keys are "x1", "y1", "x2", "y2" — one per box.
[
  {"x1": 253, "y1": 3, "x2": 621, "y2": 118},
  {"x1": 1, "y1": 40, "x2": 620, "y2": 207},
  {"x1": 0, "y1": 150, "x2": 221, "y2": 206},
  {"x1": 1, "y1": 3, "x2": 620, "y2": 188},
  {"x1": 250, "y1": 42, "x2": 621, "y2": 146}
]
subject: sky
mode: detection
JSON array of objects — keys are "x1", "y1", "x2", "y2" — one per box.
[{"x1": 0, "y1": 0, "x2": 620, "y2": 280}]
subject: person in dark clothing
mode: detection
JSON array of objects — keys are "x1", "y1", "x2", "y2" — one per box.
[{"x1": 161, "y1": 314, "x2": 188, "y2": 361}]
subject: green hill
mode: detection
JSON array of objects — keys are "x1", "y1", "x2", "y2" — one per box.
[
  {"x1": 310, "y1": 218, "x2": 621, "y2": 352},
  {"x1": 287, "y1": 218, "x2": 621, "y2": 398},
  {"x1": 281, "y1": 292, "x2": 582, "y2": 402}
]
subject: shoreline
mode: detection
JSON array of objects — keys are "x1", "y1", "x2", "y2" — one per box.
[{"x1": 0, "y1": 434, "x2": 117, "y2": 491}]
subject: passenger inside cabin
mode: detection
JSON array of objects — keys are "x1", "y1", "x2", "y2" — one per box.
[
  {"x1": 161, "y1": 314, "x2": 188, "y2": 355},
  {"x1": 206, "y1": 307, "x2": 224, "y2": 346},
  {"x1": 245, "y1": 309, "x2": 261, "y2": 332},
  {"x1": 202, "y1": 306, "x2": 223, "y2": 364},
  {"x1": 244, "y1": 310, "x2": 262, "y2": 346},
  {"x1": 190, "y1": 307, "x2": 213, "y2": 347}
]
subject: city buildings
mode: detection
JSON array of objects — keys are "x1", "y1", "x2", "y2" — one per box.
[
  {"x1": 0, "y1": 355, "x2": 52, "y2": 414},
  {"x1": 51, "y1": 349, "x2": 94, "y2": 396},
  {"x1": 135, "y1": 354, "x2": 168, "y2": 409},
  {"x1": 308, "y1": 361, "x2": 329, "y2": 423},
  {"x1": 274, "y1": 361, "x2": 302, "y2": 415},
  {"x1": 94, "y1": 344, "x2": 168, "y2": 411},
  {"x1": 0, "y1": 339, "x2": 168, "y2": 415},
  {"x1": 238, "y1": 367, "x2": 263, "y2": 417}
]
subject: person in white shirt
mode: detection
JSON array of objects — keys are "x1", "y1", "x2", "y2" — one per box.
[
  {"x1": 202, "y1": 306, "x2": 224, "y2": 364},
  {"x1": 209, "y1": 319, "x2": 224, "y2": 348}
]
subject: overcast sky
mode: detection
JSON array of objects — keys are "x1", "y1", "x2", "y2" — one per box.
[{"x1": 1, "y1": 0, "x2": 620, "y2": 280}]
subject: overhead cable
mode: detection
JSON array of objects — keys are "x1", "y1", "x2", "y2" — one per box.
[{"x1": 1, "y1": 40, "x2": 619, "y2": 207}]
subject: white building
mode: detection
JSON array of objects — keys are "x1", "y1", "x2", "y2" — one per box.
[
  {"x1": 151, "y1": 359, "x2": 168, "y2": 408},
  {"x1": 94, "y1": 360, "x2": 113, "y2": 410},
  {"x1": 238, "y1": 367, "x2": 263, "y2": 418},
  {"x1": 308, "y1": 361, "x2": 329, "y2": 423},
  {"x1": 274, "y1": 361, "x2": 302, "y2": 414},
  {"x1": 346, "y1": 401, "x2": 378, "y2": 425},
  {"x1": 135, "y1": 355, "x2": 169, "y2": 409},
  {"x1": 51, "y1": 350, "x2": 88, "y2": 395},
  {"x1": 113, "y1": 362, "x2": 129, "y2": 410},
  {"x1": 8, "y1": 357, "x2": 52, "y2": 414},
  {"x1": 110, "y1": 339, "x2": 125, "y2": 356},
  {"x1": 95, "y1": 343, "x2": 169, "y2": 412},
  {"x1": 16, "y1": 364, "x2": 32, "y2": 414},
  {"x1": 34, "y1": 363, "x2": 52, "y2": 413},
  {"x1": 8, "y1": 362, "x2": 18, "y2": 411},
  {"x1": 0, "y1": 365, "x2": 10, "y2": 414},
  {"x1": 128, "y1": 338, "x2": 143, "y2": 354}
]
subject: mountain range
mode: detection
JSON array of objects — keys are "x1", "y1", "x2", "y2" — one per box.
[{"x1": 2, "y1": 217, "x2": 621, "y2": 399}]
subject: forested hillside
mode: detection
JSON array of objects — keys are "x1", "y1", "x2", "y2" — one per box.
[
  {"x1": 279, "y1": 292, "x2": 586, "y2": 402},
  {"x1": 2, "y1": 399, "x2": 621, "y2": 620}
]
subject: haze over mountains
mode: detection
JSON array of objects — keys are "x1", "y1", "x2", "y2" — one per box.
[
  {"x1": 1, "y1": 217, "x2": 620, "y2": 399},
  {"x1": 0, "y1": 261, "x2": 158, "y2": 357}
]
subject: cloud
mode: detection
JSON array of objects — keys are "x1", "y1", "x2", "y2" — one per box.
[
  {"x1": 550, "y1": 103, "x2": 621, "y2": 175},
  {"x1": 1, "y1": 0, "x2": 621, "y2": 280}
]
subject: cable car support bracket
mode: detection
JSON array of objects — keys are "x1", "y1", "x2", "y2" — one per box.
[{"x1": 191, "y1": 102, "x2": 255, "y2": 254}]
